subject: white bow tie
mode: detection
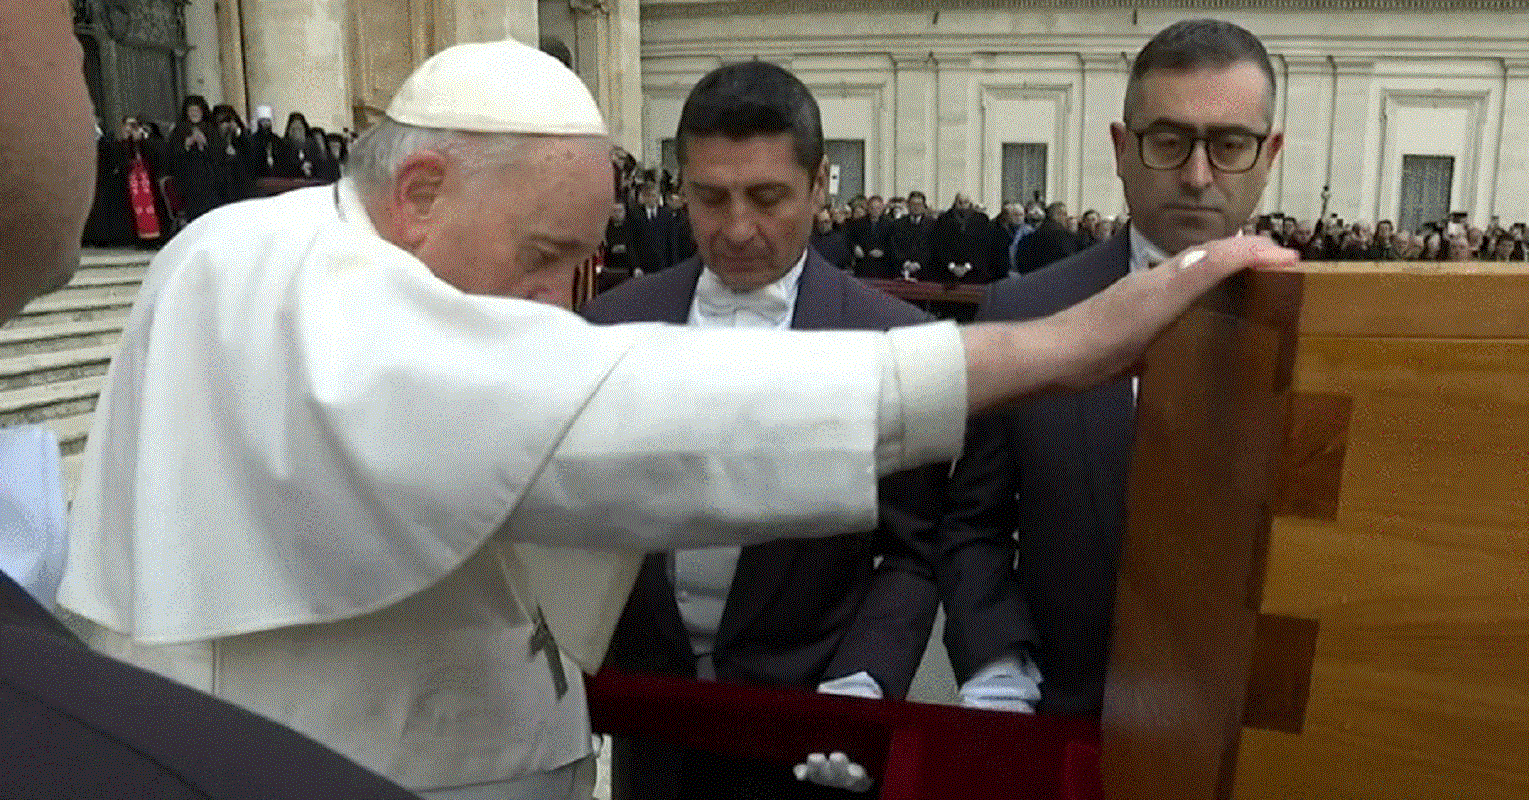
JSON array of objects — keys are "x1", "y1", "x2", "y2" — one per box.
[{"x1": 693, "y1": 269, "x2": 792, "y2": 326}]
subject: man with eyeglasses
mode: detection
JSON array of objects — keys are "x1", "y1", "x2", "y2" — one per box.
[{"x1": 937, "y1": 19, "x2": 1285, "y2": 718}]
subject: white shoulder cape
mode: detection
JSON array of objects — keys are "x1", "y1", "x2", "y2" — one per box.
[{"x1": 60, "y1": 180, "x2": 896, "y2": 671}]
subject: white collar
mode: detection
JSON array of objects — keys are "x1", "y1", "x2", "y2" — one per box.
[
  {"x1": 335, "y1": 177, "x2": 382, "y2": 239},
  {"x1": 690, "y1": 249, "x2": 808, "y2": 329},
  {"x1": 1128, "y1": 224, "x2": 1171, "y2": 273}
]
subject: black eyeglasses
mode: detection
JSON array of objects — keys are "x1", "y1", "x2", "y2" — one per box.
[{"x1": 1130, "y1": 124, "x2": 1270, "y2": 173}]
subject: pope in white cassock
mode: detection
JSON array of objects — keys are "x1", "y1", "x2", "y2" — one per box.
[{"x1": 58, "y1": 39, "x2": 1292, "y2": 800}]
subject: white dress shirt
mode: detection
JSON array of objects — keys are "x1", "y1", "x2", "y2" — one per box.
[{"x1": 679, "y1": 253, "x2": 806, "y2": 677}]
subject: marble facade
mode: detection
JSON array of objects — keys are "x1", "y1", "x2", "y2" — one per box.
[{"x1": 184, "y1": 0, "x2": 1529, "y2": 225}]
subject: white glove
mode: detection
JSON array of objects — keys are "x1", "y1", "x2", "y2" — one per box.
[
  {"x1": 958, "y1": 651, "x2": 1043, "y2": 713},
  {"x1": 789, "y1": 672, "x2": 882, "y2": 792},
  {"x1": 794, "y1": 752, "x2": 873, "y2": 793}
]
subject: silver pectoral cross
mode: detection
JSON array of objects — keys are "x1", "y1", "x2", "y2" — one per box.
[{"x1": 528, "y1": 606, "x2": 569, "y2": 700}]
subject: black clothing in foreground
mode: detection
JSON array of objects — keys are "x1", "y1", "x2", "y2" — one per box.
[{"x1": 0, "y1": 569, "x2": 422, "y2": 800}]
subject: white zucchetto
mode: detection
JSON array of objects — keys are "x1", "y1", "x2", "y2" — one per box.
[{"x1": 386, "y1": 39, "x2": 608, "y2": 136}]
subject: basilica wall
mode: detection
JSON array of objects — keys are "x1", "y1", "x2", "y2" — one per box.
[
  {"x1": 639, "y1": 0, "x2": 1529, "y2": 228},
  {"x1": 177, "y1": 0, "x2": 1529, "y2": 228}
]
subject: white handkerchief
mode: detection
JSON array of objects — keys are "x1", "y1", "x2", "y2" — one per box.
[{"x1": 0, "y1": 425, "x2": 67, "y2": 607}]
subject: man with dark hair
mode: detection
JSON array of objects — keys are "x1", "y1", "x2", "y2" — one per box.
[
  {"x1": 585, "y1": 58, "x2": 946, "y2": 800},
  {"x1": 942, "y1": 18, "x2": 1285, "y2": 717},
  {"x1": 889, "y1": 189, "x2": 936, "y2": 279}
]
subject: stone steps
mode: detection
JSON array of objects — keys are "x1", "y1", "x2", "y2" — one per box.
[
  {"x1": 70, "y1": 264, "x2": 149, "y2": 287},
  {"x1": 0, "y1": 344, "x2": 116, "y2": 389},
  {"x1": 0, "y1": 316, "x2": 125, "y2": 358},
  {"x1": 1, "y1": 249, "x2": 145, "y2": 497}
]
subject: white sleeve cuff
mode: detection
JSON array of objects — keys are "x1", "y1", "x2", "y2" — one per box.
[
  {"x1": 958, "y1": 651, "x2": 1042, "y2": 713},
  {"x1": 877, "y1": 321, "x2": 966, "y2": 475},
  {"x1": 818, "y1": 670, "x2": 884, "y2": 700}
]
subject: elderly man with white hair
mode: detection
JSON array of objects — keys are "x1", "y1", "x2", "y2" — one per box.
[{"x1": 60, "y1": 40, "x2": 1291, "y2": 800}]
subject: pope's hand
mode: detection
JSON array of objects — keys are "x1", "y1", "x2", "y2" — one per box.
[
  {"x1": 794, "y1": 752, "x2": 873, "y2": 793},
  {"x1": 1048, "y1": 235, "x2": 1295, "y2": 392}
]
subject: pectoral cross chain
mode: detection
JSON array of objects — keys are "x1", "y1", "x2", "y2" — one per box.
[{"x1": 528, "y1": 606, "x2": 569, "y2": 700}]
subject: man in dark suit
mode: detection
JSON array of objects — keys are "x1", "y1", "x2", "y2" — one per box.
[
  {"x1": 929, "y1": 193, "x2": 996, "y2": 283},
  {"x1": 888, "y1": 190, "x2": 936, "y2": 279},
  {"x1": 846, "y1": 194, "x2": 892, "y2": 278},
  {"x1": 1012, "y1": 201, "x2": 1083, "y2": 274},
  {"x1": 0, "y1": 6, "x2": 420, "y2": 797},
  {"x1": 631, "y1": 181, "x2": 677, "y2": 274},
  {"x1": 941, "y1": 18, "x2": 1285, "y2": 717},
  {"x1": 585, "y1": 60, "x2": 945, "y2": 800}
]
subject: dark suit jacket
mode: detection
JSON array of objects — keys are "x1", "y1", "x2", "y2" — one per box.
[
  {"x1": 940, "y1": 230, "x2": 1134, "y2": 718},
  {"x1": 0, "y1": 570, "x2": 421, "y2": 800},
  {"x1": 1012, "y1": 219, "x2": 1083, "y2": 275},
  {"x1": 887, "y1": 213, "x2": 935, "y2": 275},
  {"x1": 583, "y1": 248, "x2": 946, "y2": 800},
  {"x1": 847, "y1": 213, "x2": 893, "y2": 279},
  {"x1": 929, "y1": 208, "x2": 996, "y2": 283},
  {"x1": 631, "y1": 203, "x2": 678, "y2": 274}
]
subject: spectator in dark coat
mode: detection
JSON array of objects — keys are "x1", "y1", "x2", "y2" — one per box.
[
  {"x1": 167, "y1": 95, "x2": 223, "y2": 223},
  {"x1": 810, "y1": 207, "x2": 852, "y2": 269},
  {"x1": 604, "y1": 200, "x2": 637, "y2": 276},
  {"x1": 929, "y1": 193, "x2": 995, "y2": 283},
  {"x1": 666, "y1": 191, "x2": 697, "y2": 265},
  {"x1": 1012, "y1": 201, "x2": 1082, "y2": 274},
  {"x1": 274, "y1": 112, "x2": 320, "y2": 180},
  {"x1": 211, "y1": 104, "x2": 253, "y2": 203},
  {"x1": 888, "y1": 190, "x2": 935, "y2": 279},
  {"x1": 986, "y1": 202, "x2": 1025, "y2": 278},
  {"x1": 631, "y1": 182, "x2": 677, "y2": 274},
  {"x1": 847, "y1": 194, "x2": 892, "y2": 278},
  {"x1": 246, "y1": 105, "x2": 283, "y2": 180}
]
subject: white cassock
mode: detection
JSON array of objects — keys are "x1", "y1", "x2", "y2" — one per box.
[{"x1": 57, "y1": 178, "x2": 965, "y2": 797}]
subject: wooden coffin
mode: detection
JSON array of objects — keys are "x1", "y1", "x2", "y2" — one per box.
[{"x1": 1102, "y1": 262, "x2": 1529, "y2": 799}]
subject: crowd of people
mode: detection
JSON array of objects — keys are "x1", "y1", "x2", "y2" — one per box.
[
  {"x1": 1248, "y1": 211, "x2": 1529, "y2": 261},
  {"x1": 602, "y1": 174, "x2": 1529, "y2": 293},
  {"x1": 81, "y1": 97, "x2": 352, "y2": 248},
  {"x1": 84, "y1": 96, "x2": 1527, "y2": 276}
]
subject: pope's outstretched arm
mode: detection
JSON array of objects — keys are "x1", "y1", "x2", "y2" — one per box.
[{"x1": 509, "y1": 235, "x2": 1293, "y2": 552}]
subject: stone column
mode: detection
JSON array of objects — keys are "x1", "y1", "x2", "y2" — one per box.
[
  {"x1": 183, "y1": 0, "x2": 224, "y2": 104},
  {"x1": 891, "y1": 54, "x2": 935, "y2": 197},
  {"x1": 215, "y1": 0, "x2": 247, "y2": 114},
  {"x1": 442, "y1": 0, "x2": 537, "y2": 46},
  {"x1": 1277, "y1": 55, "x2": 1333, "y2": 223},
  {"x1": 572, "y1": 0, "x2": 642, "y2": 153},
  {"x1": 1330, "y1": 57, "x2": 1375, "y2": 222},
  {"x1": 1493, "y1": 60, "x2": 1529, "y2": 224},
  {"x1": 241, "y1": 0, "x2": 353, "y2": 133},
  {"x1": 1079, "y1": 52, "x2": 1127, "y2": 216},
  {"x1": 933, "y1": 55, "x2": 971, "y2": 207}
]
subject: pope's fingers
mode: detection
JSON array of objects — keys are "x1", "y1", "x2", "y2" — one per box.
[{"x1": 1176, "y1": 235, "x2": 1298, "y2": 275}]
